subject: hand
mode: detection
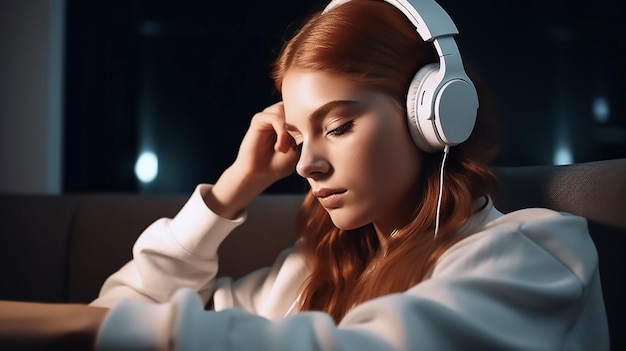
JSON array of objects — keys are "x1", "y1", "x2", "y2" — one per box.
[
  {"x1": 233, "y1": 102, "x2": 299, "y2": 184},
  {"x1": 205, "y1": 102, "x2": 300, "y2": 219}
]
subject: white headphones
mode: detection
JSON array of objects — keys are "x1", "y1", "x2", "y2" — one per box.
[{"x1": 323, "y1": 0, "x2": 478, "y2": 153}]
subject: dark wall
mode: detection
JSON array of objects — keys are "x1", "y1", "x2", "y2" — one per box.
[
  {"x1": 63, "y1": 0, "x2": 625, "y2": 194},
  {"x1": 448, "y1": 0, "x2": 625, "y2": 166}
]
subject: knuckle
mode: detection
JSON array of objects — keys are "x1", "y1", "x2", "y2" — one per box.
[{"x1": 250, "y1": 112, "x2": 267, "y2": 125}]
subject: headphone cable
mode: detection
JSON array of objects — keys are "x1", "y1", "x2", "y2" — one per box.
[{"x1": 434, "y1": 145, "x2": 450, "y2": 239}]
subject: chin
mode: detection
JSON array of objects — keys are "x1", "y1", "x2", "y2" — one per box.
[{"x1": 327, "y1": 210, "x2": 369, "y2": 231}]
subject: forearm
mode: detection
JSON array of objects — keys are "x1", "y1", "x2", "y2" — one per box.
[
  {"x1": 204, "y1": 165, "x2": 271, "y2": 220},
  {"x1": 0, "y1": 300, "x2": 108, "y2": 351},
  {"x1": 93, "y1": 184, "x2": 246, "y2": 307}
]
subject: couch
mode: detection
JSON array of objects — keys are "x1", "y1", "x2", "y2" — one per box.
[{"x1": 1, "y1": 158, "x2": 624, "y2": 349}]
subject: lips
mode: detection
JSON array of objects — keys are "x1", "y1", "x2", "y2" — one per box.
[
  {"x1": 313, "y1": 188, "x2": 346, "y2": 198},
  {"x1": 313, "y1": 188, "x2": 347, "y2": 209}
]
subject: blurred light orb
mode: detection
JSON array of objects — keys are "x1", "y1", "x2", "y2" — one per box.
[
  {"x1": 135, "y1": 152, "x2": 158, "y2": 183},
  {"x1": 593, "y1": 97, "x2": 610, "y2": 124}
]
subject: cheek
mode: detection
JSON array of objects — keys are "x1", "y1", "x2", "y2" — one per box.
[
  {"x1": 348, "y1": 127, "x2": 399, "y2": 182},
  {"x1": 359, "y1": 123, "x2": 420, "y2": 188}
]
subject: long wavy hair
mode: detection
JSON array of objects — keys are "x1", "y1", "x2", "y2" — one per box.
[{"x1": 272, "y1": 0, "x2": 502, "y2": 323}]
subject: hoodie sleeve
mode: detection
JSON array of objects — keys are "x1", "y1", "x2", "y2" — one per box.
[
  {"x1": 95, "y1": 210, "x2": 609, "y2": 351},
  {"x1": 90, "y1": 184, "x2": 246, "y2": 307}
]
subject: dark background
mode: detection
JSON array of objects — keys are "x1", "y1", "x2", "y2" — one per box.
[{"x1": 62, "y1": 0, "x2": 625, "y2": 194}]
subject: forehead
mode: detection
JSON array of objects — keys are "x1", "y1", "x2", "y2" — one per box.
[{"x1": 281, "y1": 70, "x2": 368, "y2": 122}]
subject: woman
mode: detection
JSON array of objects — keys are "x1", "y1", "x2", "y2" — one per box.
[
  {"x1": 90, "y1": 0, "x2": 609, "y2": 349},
  {"x1": 1, "y1": 0, "x2": 609, "y2": 350}
]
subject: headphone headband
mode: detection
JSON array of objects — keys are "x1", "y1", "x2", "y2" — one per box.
[{"x1": 324, "y1": 0, "x2": 458, "y2": 41}]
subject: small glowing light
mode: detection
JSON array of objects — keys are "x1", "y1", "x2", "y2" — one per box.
[
  {"x1": 592, "y1": 97, "x2": 610, "y2": 124},
  {"x1": 135, "y1": 152, "x2": 158, "y2": 183},
  {"x1": 553, "y1": 146, "x2": 573, "y2": 165}
]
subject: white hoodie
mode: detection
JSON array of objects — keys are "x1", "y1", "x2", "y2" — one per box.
[{"x1": 91, "y1": 184, "x2": 609, "y2": 350}]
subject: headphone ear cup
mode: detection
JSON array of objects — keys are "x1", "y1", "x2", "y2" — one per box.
[
  {"x1": 433, "y1": 77, "x2": 478, "y2": 146},
  {"x1": 406, "y1": 63, "x2": 439, "y2": 152}
]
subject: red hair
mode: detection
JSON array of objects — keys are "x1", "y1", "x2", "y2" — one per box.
[{"x1": 272, "y1": 0, "x2": 501, "y2": 323}]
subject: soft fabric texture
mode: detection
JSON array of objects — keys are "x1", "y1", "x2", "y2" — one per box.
[{"x1": 92, "y1": 184, "x2": 609, "y2": 351}]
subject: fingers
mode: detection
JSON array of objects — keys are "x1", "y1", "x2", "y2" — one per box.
[
  {"x1": 275, "y1": 129, "x2": 296, "y2": 153},
  {"x1": 250, "y1": 103, "x2": 283, "y2": 131},
  {"x1": 254, "y1": 102, "x2": 295, "y2": 153}
]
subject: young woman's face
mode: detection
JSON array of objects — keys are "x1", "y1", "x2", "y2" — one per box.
[{"x1": 282, "y1": 70, "x2": 423, "y2": 235}]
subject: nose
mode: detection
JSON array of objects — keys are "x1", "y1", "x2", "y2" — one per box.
[{"x1": 296, "y1": 142, "x2": 330, "y2": 179}]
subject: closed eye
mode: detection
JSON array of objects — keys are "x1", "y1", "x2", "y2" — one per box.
[
  {"x1": 292, "y1": 120, "x2": 354, "y2": 152},
  {"x1": 327, "y1": 120, "x2": 354, "y2": 137}
]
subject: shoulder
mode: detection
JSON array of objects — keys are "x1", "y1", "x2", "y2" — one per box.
[
  {"x1": 435, "y1": 207, "x2": 597, "y2": 284},
  {"x1": 483, "y1": 207, "x2": 591, "y2": 252}
]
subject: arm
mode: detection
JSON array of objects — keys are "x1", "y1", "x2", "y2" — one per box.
[{"x1": 91, "y1": 102, "x2": 299, "y2": 307}]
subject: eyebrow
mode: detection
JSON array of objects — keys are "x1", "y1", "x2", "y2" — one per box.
[{"x1": 284, "y1": 100, "x2": 361, "y2": 132}]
